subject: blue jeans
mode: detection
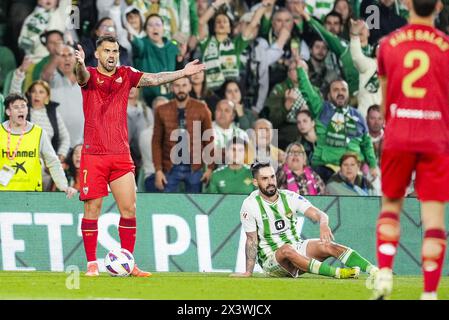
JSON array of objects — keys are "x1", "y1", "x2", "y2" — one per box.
[
  {"x1": 144, "y1": 174, "x2": 160, "y2": 193},
  {"x1": 164, "y1": 164, "x2": 203, "y2": 193}
]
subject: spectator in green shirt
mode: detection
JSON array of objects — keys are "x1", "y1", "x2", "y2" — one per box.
[
  {"x1": 198, "y1": 0, "x2": 266, "y2": 91},
  {"x1": 207, "y1": 137, "x2": 255, "y2": 194},
  {"x1": 129, "y1": 14, "x2": 185, "y2": 106},
  {"x1": 295, "y1": 59, "x2": 378, "y2": 183}
]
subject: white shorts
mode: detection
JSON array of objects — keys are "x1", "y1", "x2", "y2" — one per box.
[{"x1": 262, "y1": 239, "x2": 312, "y2": 278}]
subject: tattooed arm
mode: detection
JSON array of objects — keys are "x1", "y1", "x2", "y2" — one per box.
[
  {"x1": 244, "y1": 231, "x2": 258, "y2": 275},
  {"x1": 230, "y1": 231, "x2": 258, "y2": 277},
  {"x1": 138, "y1": 59, "x2": 206, "y2": 87}
]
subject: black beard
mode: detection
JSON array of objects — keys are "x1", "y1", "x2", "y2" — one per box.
[
  {"x1": 260, "y1": 185, "x2": 277, "y2": 197},
  {"x1": 176, "y1": 93, "x2": 188, "y2": 102}
]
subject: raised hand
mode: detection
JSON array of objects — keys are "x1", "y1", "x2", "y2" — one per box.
[
  {"x1": 19, "y1": 56, "x2": 33, "y2": 73},
  {"x1": 75, "y1": 44, "x2": 86, "y2": 66},
  {"x1": 350, "y1": 19, "x2": 365, "y2": 36},
  {"x1": 183, "y1": 59, "x2": 206, "y2": 76}
]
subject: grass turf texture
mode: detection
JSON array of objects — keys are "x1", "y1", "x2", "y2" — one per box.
[{"x1": 0, "y1": 272, "x2": 448, "y2": 300}]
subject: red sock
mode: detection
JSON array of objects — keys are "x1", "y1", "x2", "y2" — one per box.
[
  {"x1": 376, "y1": 211, "x2": 400, "y2": 269},
  {"x1": 119, "y1": 217, "x2": 137, "y2": 253},
  {"x1": 81, "y1": 218, "x2": 98, "y2": 263},
  {"x1": 422, "y1": 229, "x2": 447, "y2": 293}
]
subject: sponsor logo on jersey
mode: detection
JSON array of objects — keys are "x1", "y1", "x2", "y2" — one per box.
[
  {"x1": 83, "y1": 186, "x2": 89, "y2": 195},
  {"x1": 274, "y1": 219, "x2": 285, "y2": 231}
]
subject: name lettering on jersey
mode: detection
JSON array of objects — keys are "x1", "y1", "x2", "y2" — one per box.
[
  {"x1": 1, "y1": 148, "x2": 37, "y2": 158},
  {"x1": 390, "y1": 29, "x2": 449, "y2": 52}
]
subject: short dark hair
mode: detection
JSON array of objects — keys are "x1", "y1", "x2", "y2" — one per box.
[
  {"x1": 40, "y1": 29, "x2": 64, "y2": 46},
  {"x1": 297, "y1": 109, "x2": 313, "y2": 120},
  {"x1": 325, "y1": 11, "x2": 343, "y2": 25},
  {"x1": 413, "y1": 0, "x2": 438, "y2": 17},
  {"x1": 310, "y1": 36, "x2": 326, "y2": 49},
  {"x1": 250, "y1": 161, "x2": 271, "y2": 178},
  {"x1": 4, "y1": 93, "x2": 28, "y2": 109},
  {"x1": 367, "y1": 104, "x2": 381, "y2": 115},
  {"x1": 96, "y1": 35, "x2": 119, "y2": 48}
]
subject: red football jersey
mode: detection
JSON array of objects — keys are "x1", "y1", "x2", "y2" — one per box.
[
  {"x1": 81, "y1": 66, "x2": 143, "y2": 154},
  {"x1": 378, "y1": 23, "x2": 449, "y2": 154}
]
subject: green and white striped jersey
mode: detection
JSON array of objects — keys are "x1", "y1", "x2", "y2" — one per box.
[{"x1": 240, "y1": 189, "x2": 313, "y2": 266}]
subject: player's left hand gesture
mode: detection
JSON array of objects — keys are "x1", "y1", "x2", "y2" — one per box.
[
  {"x1": 64, "y1": 186, "x2": 78, "y2": 199},
  {"x1": 182, "y1": 59, "x2": 206, "y2": 77},
  {"x1": 319, "y1": 224, "x2": 334, "y2": 244}
]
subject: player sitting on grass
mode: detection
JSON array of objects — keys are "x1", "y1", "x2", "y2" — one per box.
[{"x1": 231, "y1": 161, "x2": 378, "y2": 279}]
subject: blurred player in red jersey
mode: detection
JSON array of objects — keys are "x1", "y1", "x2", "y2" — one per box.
[
  {"x1": 74, "y1": 35, "x2": 205, "y2": 277},
  {"x1": 373, "y1": 0, "x2": 449, "y2": 299}
]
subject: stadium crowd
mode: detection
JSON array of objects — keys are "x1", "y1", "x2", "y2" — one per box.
[{"x1": 1, "y1": 0, "x2": 448, "y2": 196}]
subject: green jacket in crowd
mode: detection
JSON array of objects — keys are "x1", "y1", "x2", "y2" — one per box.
[
  {"x1": 307, "y1": 18, "x2": 374, "y2": 97},
  {"x1": 132, "y1": 36, "x2": 179, "y2": 106},
  {"x1": 297, "y1": 68, "x2": 377, "y2": 169}
]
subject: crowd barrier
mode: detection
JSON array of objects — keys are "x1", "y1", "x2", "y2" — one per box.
[{"x1": 0, "y1": 192, "x2": 448, "y2": 275}]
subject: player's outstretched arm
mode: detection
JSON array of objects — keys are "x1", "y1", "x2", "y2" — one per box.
[
  {"x1": 304, "y1": 207, "x2": 334, "y2": 243},
  {"x1": 74, "y1": 44, "x2": 90, "y2": 86},
  {"x1": 138, "y1": 59, "x2": 206, "y2": 87},
  {"x1": 230, "y1": 231, "x2": 258, "y2": 277}
]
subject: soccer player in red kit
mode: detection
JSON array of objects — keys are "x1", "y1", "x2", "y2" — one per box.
[
  {"x1": 74, "y1": 35, "x2": 205, "y2": 277},
  {"x1": 373, "y1": 0, "x2": 449, "y2": 299}
]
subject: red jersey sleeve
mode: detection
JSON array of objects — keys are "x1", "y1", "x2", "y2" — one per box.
[
  {"x1": 126, "y1": 66, "x2": 144, "y2": 88},
  {"x1": 79, "y1": 66, "x2": 97, "y2": 90},
  {"x1": 377, "y1": 39, "x2": 387, "y2": 77}
]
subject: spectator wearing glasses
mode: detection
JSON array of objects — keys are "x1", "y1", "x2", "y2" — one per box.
[{"x1": 276, "y1": 142, "x2": 325, "y2": 195}]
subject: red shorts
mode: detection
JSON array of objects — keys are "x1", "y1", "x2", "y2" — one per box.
[
  {"x1": 79, "y1": 153, "x2": 135, "y2": 201},
  {"x1": 381, "y1": 149, "x2": 449, "y2": 202}
]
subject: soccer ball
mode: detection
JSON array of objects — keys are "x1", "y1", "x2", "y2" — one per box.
[{"x1": 104, "y1": 248, "x2": 135, "y2": 277}]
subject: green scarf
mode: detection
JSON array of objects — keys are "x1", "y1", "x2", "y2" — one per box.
[{"x1": 325, "y1": 106, "x2": 357, "y2": 147}]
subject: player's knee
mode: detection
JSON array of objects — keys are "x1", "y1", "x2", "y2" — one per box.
[
  {"x1": 279, "y1": 245, "x2": 295, "y2": 259},
  {"x1": 119, "y1": 203, "x2": 136, "y2": 218},
  {"x1": 422, "y1": 239, "x2": 445, "y2": 260},
  {"x1": 84, "y1": 201, "x2": 102, "y2": 216},
  {"x1": 377, "y1": 223, "x2": 400, "y2": 241}
]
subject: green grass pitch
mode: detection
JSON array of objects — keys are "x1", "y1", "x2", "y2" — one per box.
[{"x1": 0, "y1": 272, "x2": 448, "y2": 300}]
